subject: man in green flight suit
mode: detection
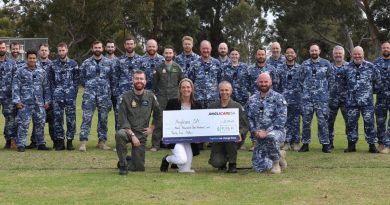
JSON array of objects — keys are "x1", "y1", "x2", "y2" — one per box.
[{"x1": 115, "y1": 70, "x2": 161, "y2": 175}]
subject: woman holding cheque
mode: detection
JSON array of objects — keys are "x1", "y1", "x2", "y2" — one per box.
[{"x1": 160, "y1": 78, "x2": 201, "y2": 173}]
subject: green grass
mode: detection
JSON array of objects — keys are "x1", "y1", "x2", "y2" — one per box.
[{"x1": 0, "y1": 89, "x2": 389, "y2": 205}]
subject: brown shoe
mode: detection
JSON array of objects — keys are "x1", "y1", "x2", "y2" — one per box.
[{"x1": 10, "y1": 138, "x2": 17, "y2": 150}]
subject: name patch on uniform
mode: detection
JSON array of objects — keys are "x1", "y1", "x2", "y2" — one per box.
[{"x1": 142, "y1": 100, "x2": 149, "y2": 106}]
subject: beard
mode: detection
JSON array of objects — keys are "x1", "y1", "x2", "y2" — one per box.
[
  {"x1": 126, "y1": 47, "x2": 134, "y2": 54},
  {"x1": 260, "y1": 85, "x2": 270, "y2": 93},
  {"x1": 257, "y1": 58, "x2": 266, "y2": 64},
  {"x1": 147, "y1": 49, "x2": 156, "y2": 56},
  {"x1": 311, "y1": 54, "x2": 319, "y2": 60},
  {"x1": 0, "y1": 51, "x2": 5, "y2": 56},
  {"x1": 383, "y1": 51, "x2": 390, "y2": 58},
  {"x1": 93, "y1": 50, "x2": 102, "y2": 57},
  {"x1": 134, "y1": 82, "x2": 145, "y2": 91}
]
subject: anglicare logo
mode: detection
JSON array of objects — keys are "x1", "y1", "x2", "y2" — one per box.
[{"x1": 208, "y1": 111, "x2": 236, "y2": 116}]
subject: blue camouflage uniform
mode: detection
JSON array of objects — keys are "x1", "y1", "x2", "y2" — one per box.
[
  {"x1": 187, "y1": 57, "x2": 221, "y2": 108},
  {"x1": 328, "y1": 62, "x2": 348, "y2": 144},
  {"x1": 221, "y1": 62, "x2": 250, "y2": 106},
  {"x1": 218, "y1": 57, "x2": 231, "y2": 68},
  {"x1": 12, "y1": 58, "x2": 26, "y2": 70},
  {"x1": 113, "y1": 54, "x2": 141, "y2": 130},
  {"x1": 266, "y1": 55, "x2": 286, "y2": 69},
  {"x1": 0, "y1": 58, "x2": 18, "y2": 142},
  {"x1": 48, "y1": 58, "x2": 79, "y2": 141},
  {"x1": 373, "y1": 57, "x2": 390, "y2": 148},
  {"x1": 247, "y1": 63, "x2": 279, "y2": 95},
  {"x1": 29, "y1": 60, "x2": 55, "y2": 144},
  {"x1": 245, "y1": 90, "x2": 287, "y2": 172},
  {"x1": 341, "y1": 60, "x2": 380, "y2": 145},
  {"x1": 174, "y1": 52, "x2": 199, "y2": 77},
  {"x1": 300, "y1": 57, "x2": 332, "y2": 145},
  {"x1": 12, "y1": 65, "x2": 51, "y2": 148},
  {"x1": 279, "y1": 63, "x2": 302, "y2": 145},
  {"x1": 139, "y1": 54, "x2": 164, "y2": 90},
  {"x1": 79, "y1": 56, "x2": 114, "y2": 142}
]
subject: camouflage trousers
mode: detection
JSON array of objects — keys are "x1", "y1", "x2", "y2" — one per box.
[
  {"x1": 31, "y1": 105, "x2": 55, "y2": 143},
  {"x1": 285, "y1": 104, "x2": 301, "y2": 144},
  {"x1": 79, "y1": 93, "x2": 111, "y2": 142},
  {"x1": 301, "y1": 102, "x2": 330, "y2": 145},
  {"x1": 252, "y1": 130, "x2": 285, "y2": 172},
  {"x1": 53, "y1": 100, "x2": 76, "y2": 141},
  {"x1": 346, "y1": 105, "x2": 376, "y2": 144},
  {"x1": 115, "y1": 129, "x2": 146, "y2": 171},
  {"x1": 16, "y1": 104, "x2": 46, "y2": 147},
  {"x1": 375, "y1": 98, "x2": 390, "y2": 147},
  {"x1": 328, "y1": 102, "x2": 348, "y2": 143},
  {"x1": 0, "y1": 98, "x2": 17, "y2": 140}
]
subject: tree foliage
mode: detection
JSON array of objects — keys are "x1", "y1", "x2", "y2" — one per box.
[{"x1": 1, "y1": 0, "x2": 389, "y2": 62}]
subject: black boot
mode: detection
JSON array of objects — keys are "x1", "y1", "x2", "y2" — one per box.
[
  {"x1": 37, "y1": 144, "x2": 51, "y2": 151},
  {"x1": 227, "y1": 163, "x2": 237, "y2": 173},
  {"x1": 368, "y1": 144, "x2": 379, "y2": 153},
  {"x1": 218, "y1": 163, "x2": 227, "y2": 171},
  {"x1": 66, "y1": 140, "x2": 74, "y2": 150},
  {"x1": 118, "y1": 161, "x2": 128, "y2": 175},
  {"x1": 160, "y1": 155, "x2": 169, "y2": 172},
  {"x1": 322, "y1": 144, "x2": 332, "y2": 153},
  {"x1": 55, "y1": 140, "x2": 65, "y2": 151},
  {"x1": 4, "y1": 140, "x2": 11, "y2": 149},
  {"x1": 298, "y1": 144, "x2": 309, "y2": 152},
  {"x1": 344, "y1": 142, "x2": 356, "y2": 152},
  {"x1": 25, "y1": 142, "x2": 37, "y2": 149}
]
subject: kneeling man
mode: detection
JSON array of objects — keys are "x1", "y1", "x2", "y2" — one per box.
[
  {"x1": 115, "y1": 70, "x2": 161, "y2": 175},
  {"x1": 245, "y1": 73, "x2": 287, "y2": 173}
]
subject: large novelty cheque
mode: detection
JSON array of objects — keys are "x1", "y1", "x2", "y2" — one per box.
[{"x1": 162, "y1": 108, "x2": 240, "y2": 144}]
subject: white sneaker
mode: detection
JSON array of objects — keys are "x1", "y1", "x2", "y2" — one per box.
[{"x1": 178, "y1": 169, "x2": 195, "y2": 173}]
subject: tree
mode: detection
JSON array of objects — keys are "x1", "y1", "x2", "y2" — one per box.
[{"x1": 223, "y1": 1, "x2": 266, "y2": 63}]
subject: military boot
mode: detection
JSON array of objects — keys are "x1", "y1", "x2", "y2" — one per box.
[
  {"x1": 118, "y1": 161, "x2": 128, "y2": 175},
  {"x1": 37, "y1": 144, "x2": 51, "y2": 151},
  {"x1": 67, "y1": 140, "x2": 74, "y2": 150},
  {"x1": 368, "y1": 144, "x2": 379, "y2": 153},
  {"x1": 279, "y1": 150, "x2": 287, "y2": 170},
  {"x1": 270, "y1": 160, "x2": 281, "y2": 174},
  {"x1": 79, "y1": 141, "x2": 87, "y2": 152},
  {"x1": 344, "y1": 142, "x2": 356, "y2": 152},
  {"x1": 322, "y1": 144, "x2": 332, "y2": 153},
  {"x1": 227, "y1": 163, "x2": 237, "y2": 173},
  {"x1": 25, "y1": 142, "x2": 37, "y2": 149},
  {"x1": 55, "y1": 140, "x2": 65, "y2": 151},
  {"x1": 292, "y1": 143, "x2": 300, "y2": 151},
  {"x1": 298, "y1": 144, "x2": 309, "y2": 152},
  {"x1": 97, "y1": 140, "x2": 111, "y2": 150},
  {"x1": 379, "y1": 147, "x2": 389, "y2": 154},
  {"x1": 4, "y1": 140, "x2": 11, "y2": 149}
]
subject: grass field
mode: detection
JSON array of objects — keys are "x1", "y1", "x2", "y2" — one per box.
[{"x1": 0, "y1": 89, "x2": 389, "y2": 205}]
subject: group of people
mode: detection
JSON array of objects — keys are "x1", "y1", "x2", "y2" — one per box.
[{"x1": 0, "y1": 36, "x2": 389, "y2": 175}]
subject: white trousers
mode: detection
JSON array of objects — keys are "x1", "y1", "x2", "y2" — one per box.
[{"x1": 166, "y1": 143, "x2": 193, "y2": 172}]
